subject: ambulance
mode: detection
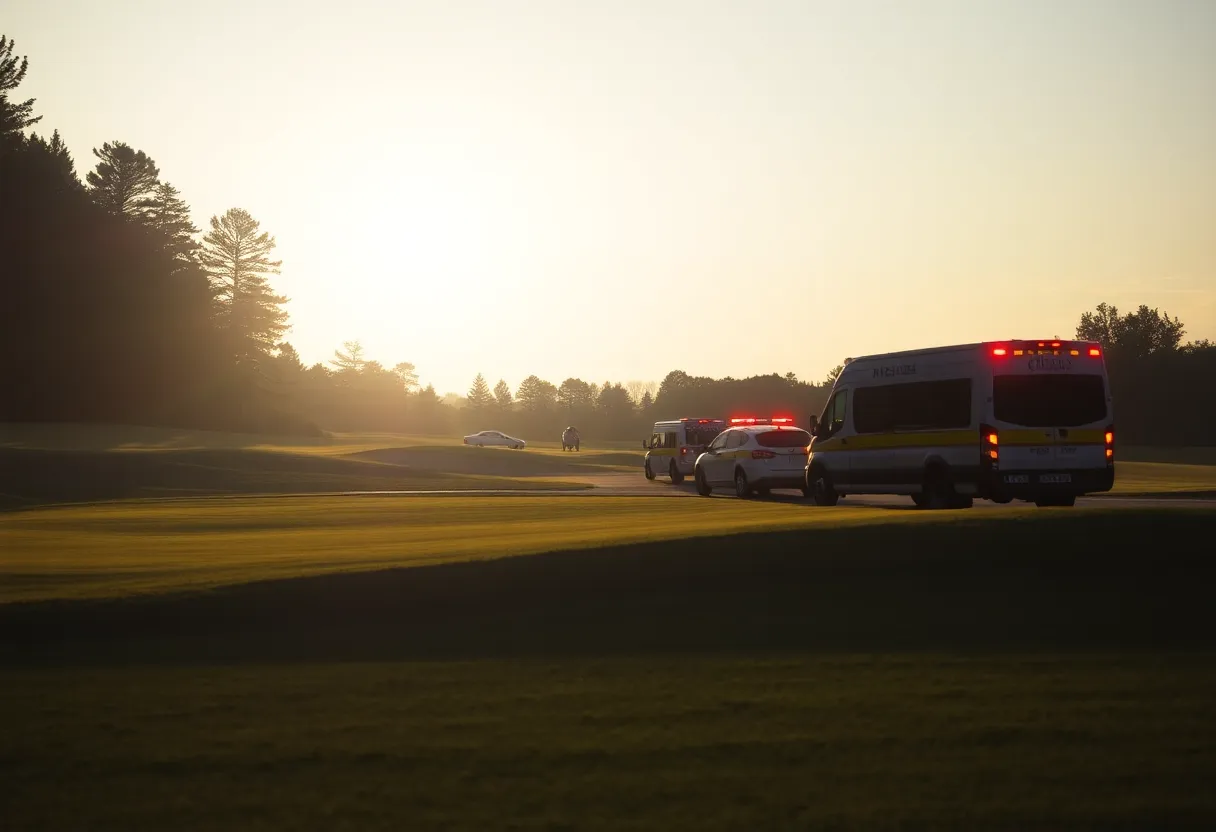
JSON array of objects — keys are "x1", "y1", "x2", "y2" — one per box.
[
  {"x1": 804, "y1": 340, "x2": 1115, "y2": 508},
  {"x1": 643, "y1": 418, "x2": 728, "y2": 483}
]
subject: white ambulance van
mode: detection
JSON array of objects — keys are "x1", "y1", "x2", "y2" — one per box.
[
  {"x1": 643, "y1": 418, "x2": 728, "y2": 484},
  {"x1": 804, "y1": 340, "x2": 1115, "y2": 509}
]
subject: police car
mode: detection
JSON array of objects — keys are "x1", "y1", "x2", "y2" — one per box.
[{"x1": 693, "y1": 417, "x2": 812, "y2": 498}]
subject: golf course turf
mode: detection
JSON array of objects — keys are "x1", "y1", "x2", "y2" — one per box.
[{"x1": 4, "y1": 425, "x2": 1216, "y2": 828}]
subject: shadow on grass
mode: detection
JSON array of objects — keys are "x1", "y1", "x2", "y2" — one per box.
[
  {"x1": 3, "y1": 510, "x2": 1214, "y2": 666},
  {"x1": 0, "y1": 448, "x2": 574, "y2": 509}
]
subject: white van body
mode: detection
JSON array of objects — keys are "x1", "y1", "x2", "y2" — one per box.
[
  {"x1": 804, "y1": 340, "x2": 1115, "y2": 508},
  {"x1": 643, "y1": 418, "x2": 727, "y2": 483}
]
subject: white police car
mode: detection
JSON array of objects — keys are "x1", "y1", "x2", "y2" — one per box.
[{"x1": 693, "y1": 418, "x2": 812, "y2": 498}]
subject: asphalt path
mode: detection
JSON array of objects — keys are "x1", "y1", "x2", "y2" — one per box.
[{"x1": 338, "y1": 472, "x2": 1215, "y2": 510}]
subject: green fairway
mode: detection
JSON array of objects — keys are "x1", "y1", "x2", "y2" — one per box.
[
  {"x1": 0, "y1": 424, "x2": 639, "y2": 508},
  {"x1": 4, "y1": 507, "x2": 1216, "y2": 828},
  {"x1": 1113, "y1": 460, "x2": 1216, "y2": 494},
  {"x1": 3, "y1": 656, "x2": 1215, "y2": 830},
  {"x1": 2, "y1": 495, "x2": 944, "y2": 603}
]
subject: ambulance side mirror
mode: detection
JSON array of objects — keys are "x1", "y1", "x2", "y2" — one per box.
[{"x1": 808, "y1": 414, "x2": 820, "y2": 436}]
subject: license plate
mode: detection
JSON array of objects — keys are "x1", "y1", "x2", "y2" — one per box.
[
  {"x1": 1004, "y1": 474, "x2": 1030, "y2": 484},
  {"x1": 1039, "y1": 473, "x2": 1072, "y2": 484}
]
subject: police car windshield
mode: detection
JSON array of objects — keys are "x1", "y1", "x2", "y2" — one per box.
[
  {"x1": 993, "y1": 374, "x2": 1107, "y2": 427},
  {"x1": 755, "y1": 428, "x2": 812, "y2": 448}
]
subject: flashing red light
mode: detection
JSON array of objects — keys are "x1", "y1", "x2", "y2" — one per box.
[
  {"x1": 991, "y1": 347, "x2": 1008, "y2": 357},
  {"x1": 771, "y1": 417, "x2": 792, "y2": 424},
  {"x1": 730, "y1": 417, "x2": 756, "y2": 424},
  {"x1": 1088, "y1": 347, "x2": 1101, "y2": 357}
]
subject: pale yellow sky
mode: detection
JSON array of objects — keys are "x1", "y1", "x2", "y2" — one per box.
[{"x1": 10, "y1": 0, "x2": 1215, "y2": 394}]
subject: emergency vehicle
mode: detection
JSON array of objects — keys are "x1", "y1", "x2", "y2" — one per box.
[
  {"x1": 643, "y1": 418, "x2": 728, "y2": 483},
  {"x1": 693, "y1": 418, "x2": 812, "y2": 498},
  {"x1": 805, "y1": 340, "x2": 1115, "y2": 508}
]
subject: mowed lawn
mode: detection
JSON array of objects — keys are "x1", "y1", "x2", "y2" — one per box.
[
  {"x1": 5, "y1": 508, "x2": 1216, "y2": 829},
  {"x1": 4, "y1": 656, "x2": 1216, "y2": 830},
  {"x1": 3, "y1": 496, "x2": 947, "y2": 603},
  {"x1": 1112, "y1": 460, "x2": 1216, "y2": 494}
]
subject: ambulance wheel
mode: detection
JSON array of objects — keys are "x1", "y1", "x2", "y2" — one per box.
[
  {"x1": 669, "y1": 460, "x2": 684, "y2": 485},
  {"x1": 644, "y1": 460, "x2": 655, "y2": 480},
  {"x1": 734, "y1": 468, "x2": 753, "y2": 498},
  {"x1": 809, "y1": 468, "x2": 839, "y2": 506},
  {"x1": 1035, "y1": 495, "x2": 1076, "y2": 507},
  {"x1": 919, "y1": 468, "x2": 970, "y2": 509},
  {"x1": 695, "y1": 467, "x2": 712, "y2": 496}
]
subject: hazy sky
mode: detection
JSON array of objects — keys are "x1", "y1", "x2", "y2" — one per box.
[{"x1": 9, "y1": 0, "x2": 1215, "y2": 394}]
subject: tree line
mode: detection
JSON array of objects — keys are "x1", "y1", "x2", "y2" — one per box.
[{"x1": 2, "y1": 35, "x2": 1211, "y2": 445}]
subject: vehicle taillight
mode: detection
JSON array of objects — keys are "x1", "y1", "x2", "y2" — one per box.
[
  {"x1": 680, "y1": 447, "x2": 688, "y2": 456},
  {"x1": 751, "y1": 450, "x2": 776, "y2": 459},
  {"x1": 981, "y1": 424, "x2": 999, "y2": 465},
  {"x1": 991, "y1": 347, "x2": 1008, "y2": 357},
  {"x1": 1088, "y1": 347, "x2": 1101, "y2": 357},
  {"x1": 1105, "y1": 426, "x2": 1114, "y2": 462}
]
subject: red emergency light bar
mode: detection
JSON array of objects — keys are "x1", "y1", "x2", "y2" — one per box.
[
  {"x1": 730, "y1": 416, "x2": 795, "y2": 425},
  {"x1": 987, "y1": 341, "x2": 1102, "y2": 358}
]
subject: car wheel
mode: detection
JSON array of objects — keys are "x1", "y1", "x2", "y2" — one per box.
[
  {"x1": 644, "y1": 460, "x2": 655, "y2": 480},
  {"x1": 669, "y1": 460, "x2": 684, "y2": 485},
  {"x1": 695, "y1": 467, "x2": 712, "y2": 496},
  {"x1": 734, "y1": 468, "x2": 752, "y2": 498},
  {"x1": 809, "y1": 468, "x2": 839, "y2": 507}
]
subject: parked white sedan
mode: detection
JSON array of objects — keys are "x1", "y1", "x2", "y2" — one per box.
[{"x1": 463, "y1": 430, "x2": 527, "y2": 449}]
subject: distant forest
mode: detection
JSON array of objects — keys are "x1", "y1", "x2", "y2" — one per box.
[{"x1": 2, "y1": 35, "x2": 1212, "y2": 444}]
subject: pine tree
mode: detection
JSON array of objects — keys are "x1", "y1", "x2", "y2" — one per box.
[
  {"x1": 467, "y1": 374, "x2": 494, "y2": 409},
  {"x1": 393, "y1": 362, "x2": 419, "y2": 391},
  {"x1": 199, "y1": 208, "x2": 288, "y2": 360},
  {"x1": 144, "y1": 182, "x2": 200, "y2": 267},
  {"x1": 25, "y1": 130, "x2": 80, "y2": 192},
  {"x1": 517, "y1": 375, "x2": 558, "y2": 412},
  {"x1": 86, "y1": 141, "x2": 160, "y2": 218},
  {"x1": 493, "y1": 379, "x2": 514, "y2": 412},
  {"x1": 0, "y1": 36, "x2": 40, "y2": 148},
  {"x1": 330, "y1": 340, "x2": 366, "y2": 374}
]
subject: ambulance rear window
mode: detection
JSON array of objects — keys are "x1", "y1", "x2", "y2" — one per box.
[
  {"x1": 993, "y1": 374, "x2": 1107, "y2": 427},
  {"x1": 756, "y1": 429, "x2": 812, "y2": 448}
]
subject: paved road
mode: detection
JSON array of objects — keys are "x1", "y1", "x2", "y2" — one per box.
[{"x1": 339, "y1": 472, "x2": 1214, "y2": 510}]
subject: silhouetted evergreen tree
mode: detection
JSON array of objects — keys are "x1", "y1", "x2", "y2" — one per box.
[
  {"x1": 467, "y1": 374, "x2": 494, "y2": 410},
  {"x1": 493, "y1": 379, "x2": 514, "y2": 412},
  {"x1": 0, "y1": 36, "x2": 40, "y2": 148},
  {"x1": 199, "y1": 208, "x2": 288, "y2": 360},
  {"x1": 86, "y1": 141, "x2": 160, "y2": 218},
  {"x1": 144, "y1": 182, "x2": 200, "y2": 267}
]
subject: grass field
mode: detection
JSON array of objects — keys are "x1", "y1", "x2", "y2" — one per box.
[
  {"x1": 4, "y1": 510, "x2": 1216, "y2": 827},
  {"x1": 4, "y1": 656, "x2": 1216, "y2": 830},
  {"x1": 1, "y1": 495, "x2": 980, "y2": 603},
  {"x1": 3, "y1": 425, "x2": 1215, "y2": 509},
  {"x1": 4, "y1": 423, "x2": 1216, "y2": 828}
]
